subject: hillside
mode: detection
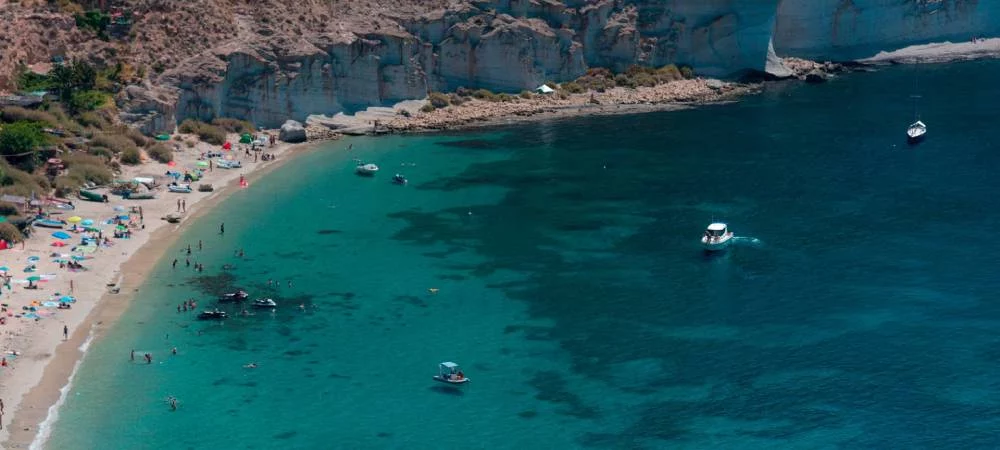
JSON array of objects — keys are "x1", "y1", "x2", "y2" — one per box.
[{"x1": 1, "y1": 1, "x2": 997, "y2": 131}]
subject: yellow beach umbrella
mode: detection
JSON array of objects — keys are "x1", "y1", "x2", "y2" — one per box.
[{"x1": 67, "y1": 216, "x2": 82, "y2": 223}]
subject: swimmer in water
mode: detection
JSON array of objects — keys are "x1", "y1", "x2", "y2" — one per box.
[
  {"x1": 244, "y1": 362, "x2": 257, "y2": 369},
  {"x1": 168, "y1": 396, "x2": 178, "y2": 411}
]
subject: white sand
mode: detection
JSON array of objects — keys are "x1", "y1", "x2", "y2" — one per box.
[{"x1": 0, "y1": 132, "x2": 310, "y2": 445}]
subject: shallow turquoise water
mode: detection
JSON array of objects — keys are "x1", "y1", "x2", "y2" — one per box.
[{"x1": 49, "y1": 60, "x2": 1000, "y2": 449}]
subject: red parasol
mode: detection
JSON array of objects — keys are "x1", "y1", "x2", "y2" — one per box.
[
  {"x1": 222, "y1": 142, "x2": 232, "y2": 150},
  {"x1": 51, "y1": 241, "x2": 66, "y2": 247}
]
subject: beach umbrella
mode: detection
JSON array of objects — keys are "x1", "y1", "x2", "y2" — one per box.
[
  {"x1": 118, "y1": 215, "x2": 130, "y2": 220},
  {"x1": 155, "y1": 134, "x2": 170, "y2": 141},
  {"x1": 81, "y1": 219, "x2": 94, "y2": 226},
  {"x1": 27, "y1": 276, "x2": 41, "y2": 282},
  {"x1": 113, "y1": 206, "x2": 126, "y2": 212},
  {"x1": 43, "y1": 301, "x2": 59, "y2": 308},
  {"x1": 67, "y1": 216, "x2": 82, "y2": 223},
  {"x1": 0, "y1": 216, "x2": 7, "y2": 223},
  {"x1": 27, "y1": 256, "x2": 39, "y2": 263},
  {"x1": 0, "y1": 266, "x2": 7, "y2": 272},
  {"x1": 71, "y1": 255, "x2": 85, "y2": 261},
  {"x1": 52, "y1": 258, "x2": 68, "y2": 264},
  {"x1": 223, "y1": 141, "x2": 232, "y2": 150},
  {"x1": 84, "y1": 226, "x2": 100, "y2": 232},
  {"x1": 52, "y1": 231, "x2": 71, "y2": 239},
  {"x1": 167, "y1": 161, "x2": 177, "y2": 167},
  {"x1": 239, "y1": 133, "x2": 252, "y2": 144},
  {"x1": 196, "y1": 161, "x2": 209, "y2": 167},
  {"x1": 60, "y1": 296, "x2": 74, "y2": 302},
  {"x1": 51, "y1": 241, "x2": 66, "y2": 247}
]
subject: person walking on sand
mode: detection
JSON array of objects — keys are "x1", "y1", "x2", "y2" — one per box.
[
  {"x1": 177, "y1": 199, "x2": 181, "y2": 212},
  {"x1": 182, "y1": 199, "x2": 186, "y2": 212},
  {"x1": 63, "y1": 325, "x2": 69, "y2": 340}
]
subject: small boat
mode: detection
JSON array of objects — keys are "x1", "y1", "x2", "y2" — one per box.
[
  {"x1": 432, "y1": 361, "x2": 470, "y2": 385},
  {"x1": 252, "y1": 298, "x2": 277, "y2": 309},
  {"x1": 197, "y1": 309, "x2": 228, "y2": 320},
  {"x1": 392, "y1": 174, "x2": 407, "y2": 185},
  {"x1": 219, "y1": 290, "x2": 249, "y2": 302},
  {"x1": 168, "y1": 183, "x2": 192, "y2": 193},
  {"x1": 356, "y1": 163, "x2": 379, "y2": 176},
  {"x1": 33, "y1": 219, "x2": 65, "y2": 229},
  {"x1": 907, "y1": 120, "x2": 927, "y2": 144},
  {"x1": 123, "y1": 191, "x2": 156, "y2": 200},
  {"x1": 701, "y1": 222, "x2": 734, "y2": 251},
  {"x1": 78, "y1": 189, "x2": 106, "y2": 202}
]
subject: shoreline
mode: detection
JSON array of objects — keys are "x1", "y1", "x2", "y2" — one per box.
[{"x1": 0, "y1": 134, "x2": 323, "y2": 449}]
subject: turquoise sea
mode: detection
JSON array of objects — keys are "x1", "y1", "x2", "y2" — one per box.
[{"x1": 46, "y1": 60, "x2": 1000, "y2": 449}]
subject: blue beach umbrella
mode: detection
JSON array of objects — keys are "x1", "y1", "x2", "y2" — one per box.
[
  {"x1": 71, "y1": 255, "x2": 85, "y2": 261},
  {"x1": 52, "y1": 231, "x2": 71, "y2": 239},
  {"x1": 52, "y1": 258, "x2": 68, "y2": 264},
  {"x1": 81, "y1": 219, "x2": 94, "y2": 226},
  {"x1": 26, "y1": 256, "x2": 39, "y2": 263},
  {"x1": 43, "y1": 301, "x2": 59, "y2": 308},
  {"x1": 118, "y1": 215, "x2": 130, "y2": 221},
  {"x1": 60, "y1": 296, "x2": 74, "y2": 302},
  {"x1": 0, "y1": 266, "x2": 8, "y2": 272}
]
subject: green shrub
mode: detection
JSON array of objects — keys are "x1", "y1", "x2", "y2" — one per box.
[
  {"x1": 0, "y1": 222, "x2": 24, "y2": 243},
  {"x1": 496, "y1": 93, "x2": 514, "y2": 102},
  {"x1": 0, "y1": 202, "x2": 19, "y2": 217},
  {"x1": 88, "y1": 147, "x2": 113, "y2": 159},
  {"x1": 427, "y1": 92, "x2": 450, "y2": 109},
  {"x1": 91, "y1": 133, "x2": 137, "y2": 155},
  {"x1": 0, "y1": 162, "x2": 48, "y2": 195},
  {"x1": 77, "y1": 112, "x2": 109, "y2": 128},
  {"x1": 560, "y1": 82, "x2": 584, "y2": 94},
  {"x1": 455, "y1": 87, "x2": 471, "y2": 97},
  {"x1": 16, "y1": 70, "x2": 54, "y2": 92},
  {"x1": 472, "y1": 89, "x2": 496, "y2": 101},
  {"x1": 147, "y1": 143, "x2": 173, "y2": 163},
  {"x1": 519, "y1": 90, "x2": 533, "y2": 99},
  {"x1": 120, "y1": 147, "x2": 141, "y2": 165},
  {"x1": 69, "y1": 90, "x2": 111, "y2": 111},
  {"x1": 178, "y1": 119, "x2": 226, "y2": 145},
  {"x1": 449, "y1": 93, "x2": 465, "y2": 106},
  {"x1": 0, "y1": 121, "x2": 47, "y2": 171},
  {"x1": 0, "y1": 107, "x2": 57, "y2": 125},
  {"x1": 679, "y1": 65, "x2": 694, "y2": 79},
  {"x1": 74, "y1": 10, "x2": 110, "y2": 38},
  {"x1": 124, "y1": 127, "x2": 149, "y2": 147},
  {"x1": 53, "y1": 176, "x2": 83, "y2": 198},
  {"x1": 210, "y1": 117, "x2": 255, "y2": 134},
  {"x1": 420, "y1": 104, "x2": 436, "y2": 113}
]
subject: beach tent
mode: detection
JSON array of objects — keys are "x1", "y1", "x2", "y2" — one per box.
[
  {"x1": 535, "y1": 84, "x2": 555, "y2": 94},
  {"x1": 155, "y1": 134, "x2": 170, "y2": 141},
  {"x1": 239, "y1": 133, "x2": 253, "y2": 144}
]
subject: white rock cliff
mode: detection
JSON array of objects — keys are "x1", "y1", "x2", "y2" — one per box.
[{"x1": 132, "y1": 0, "x2": 998, "y2": 129}]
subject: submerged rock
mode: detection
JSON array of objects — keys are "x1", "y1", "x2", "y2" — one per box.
[{"x1": 804, "y1": 70, "x2": 829, "y2": 84}]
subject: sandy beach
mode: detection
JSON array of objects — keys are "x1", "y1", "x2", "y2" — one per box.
[{"x1": 0, "y1": 132, "x2": 319, "y2": 448}]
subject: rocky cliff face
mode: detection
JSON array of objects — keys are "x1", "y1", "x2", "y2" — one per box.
[
  {"x1": 773, "y1": 0, "x2": 998, "y2": 61},
  {"x1": 113, "y1": 0, "x2": 997, "y2": 130}
]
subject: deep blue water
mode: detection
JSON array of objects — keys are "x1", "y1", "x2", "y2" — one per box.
[{"x1": 47, "y1": 59, "x2": 1000, "y2": 449}]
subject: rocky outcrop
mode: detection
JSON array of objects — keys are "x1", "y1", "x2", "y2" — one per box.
[
  {"x1": 278, "y1": 120, "x2": 306, "y2": 143},
  {"x1": 108, "y1": 0, "x2": 1000, "y2": 131}
]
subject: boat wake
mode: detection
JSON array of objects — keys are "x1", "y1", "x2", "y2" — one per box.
[
  {"x1": 730, "y1": 236, "x2": 762, "y2": 247},
  {"x1": 29, "y1": 325, "x2": 97, "y2": 450}
]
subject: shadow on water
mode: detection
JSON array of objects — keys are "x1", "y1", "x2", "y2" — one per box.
[{"x1": 428, "y1": 385, "x2": 465, "y2": 397}]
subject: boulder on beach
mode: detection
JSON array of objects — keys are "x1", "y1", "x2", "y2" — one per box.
[{"x1": 279, "y1": 120, "x2": 307, "y2": 143}]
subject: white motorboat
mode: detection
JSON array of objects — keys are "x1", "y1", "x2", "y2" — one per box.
[
  {"x1": 907, "y1": 120, "x2": 926, "y2": 144},
  {"x1": 356, "y1": 163, "x2": 379, "y2": 176},
  {"x1": 252, "y1": 298, "x2": 277, "y2": 309},
  {"x1": 701, "y1": 223, "x2": 734, "y2": 251},
  {"x1": 432, "y1": 361, "x2": 469, "y2": 385}
]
